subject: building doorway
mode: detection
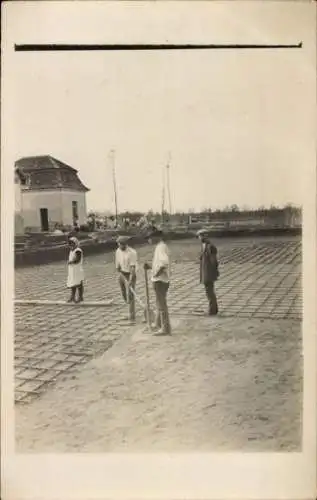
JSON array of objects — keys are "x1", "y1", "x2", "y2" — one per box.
[
  {"x1": 40, "y1": 208, "x2": 49, "y2": 232},
  {"x1": 72, "y1": 201, "x2": 79, "y2": 226}
]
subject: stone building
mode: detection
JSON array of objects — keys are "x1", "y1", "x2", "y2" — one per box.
[
  {"x1": 15, "y1": 155, "x2": 89, "y2": 232},
  {"x1": 14, "y1": 166, "x2": 26, "y2": 235}
]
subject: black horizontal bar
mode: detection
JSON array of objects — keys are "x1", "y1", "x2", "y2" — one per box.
[{"x1": 15, "y1": 42, "x2": 303, "y2": 52}]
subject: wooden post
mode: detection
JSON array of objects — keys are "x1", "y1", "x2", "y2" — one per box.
[{"x1": 110, "y1": 149, "x2": 118, "y2": 226}]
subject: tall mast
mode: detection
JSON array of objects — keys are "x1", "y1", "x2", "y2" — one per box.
[
  {"x1": 166, "y1": 152, "x2": 172, "y2": 215},
  {"x1": 161, "y1": 166, "x2": 166, "y2": 224},
  {"x1": 110, "y1": 149, "x2": 118, "y2": 225}
]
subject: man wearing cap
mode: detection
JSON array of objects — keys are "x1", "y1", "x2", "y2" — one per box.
[
  {"x1": 144, "y1": 229, "x2": 171, "y2": 336},
  {"x1": 115, "y1": 236, "x2": 137, "y2": 322},
  {"x1": 67, "y1": 237, "x2": 84, "y2": 303},
  {"x1": 197, "y1": 229, "x2": 219, "y2": 316}
]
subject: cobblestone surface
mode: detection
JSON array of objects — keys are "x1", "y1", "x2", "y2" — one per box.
[
  {"x1": 15, "y1": 236, "x2": 301, "y2": 403},
  {"x1": 16, "y1": 316, "x2": 302, "y2": 452}
]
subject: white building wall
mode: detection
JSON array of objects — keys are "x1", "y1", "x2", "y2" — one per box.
[
  {"x1": 15, "y1": 214, "x2": 24, "y2": 235},
  {"x1": 15, "y1": 180, "x2": 22, "y2": 212},
  {"x1": 60, "y1": 190, "x2": 87, "y2": 226},
  {"x1": 22, "y1": 190, "x2": 63, "y2": 230},
  {"x1": 21, "y1": 189, "x2": 87, "y2": 230},
  {"x1": 14, "y1": 173, "x2": 24, "y2": 234}
]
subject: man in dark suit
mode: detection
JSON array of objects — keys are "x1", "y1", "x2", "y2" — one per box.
[{"x1": 197, "y1": 229, "x2": 219, "y2": 315}]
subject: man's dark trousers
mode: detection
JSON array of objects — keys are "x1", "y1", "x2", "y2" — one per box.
[
  {"x1": 153, "y1": 281, "x2": 171, "y2": 333},
  {"x1": 204, "y1": 281, "x2": 218, "y2": 315},
  {"x1": 119, "y1": 272, "x2": 136, "y2": 321}
]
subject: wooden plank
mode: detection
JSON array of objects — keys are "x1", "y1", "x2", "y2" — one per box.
[{"x1": 14, "y1": 299, "x2": 114, "y2": 307}]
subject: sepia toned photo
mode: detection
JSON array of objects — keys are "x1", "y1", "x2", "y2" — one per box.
[{"x1": 2, "y1": 1, "x2": 316, "y2": 499}]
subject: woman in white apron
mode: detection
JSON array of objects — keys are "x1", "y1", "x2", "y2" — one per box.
[{"x1": 67, "y1": 237, "x2": 84, "y2": 303}]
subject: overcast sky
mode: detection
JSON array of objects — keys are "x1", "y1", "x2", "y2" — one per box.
[{"x1": 6, "y1": 1, "x2": 316, "y2": 213}]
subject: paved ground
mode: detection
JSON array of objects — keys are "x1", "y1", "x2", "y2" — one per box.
[
  {"x1": 15, "y1": 235, "x2": 302, "y2": 451},
  {"x1": 16, "y1": 315, "x2": 302, "y2": 452}
]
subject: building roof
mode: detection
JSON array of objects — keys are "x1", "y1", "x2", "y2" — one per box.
[
  {"x1": 16, "y1": 155, "x2": 77, "y2": 172},
  {"x1": 15, "y1": 155, "x2": 89, "y2": 192},
  {"x1": 14, "y1": 166, "x2": 27, "y2": 184}
]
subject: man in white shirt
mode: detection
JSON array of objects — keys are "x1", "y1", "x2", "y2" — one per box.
[
  {"x1": 144, "y1": 230, "x2": 171, "y2": 336},
  {"x1": 115, "y1": 235, "x2": 138, "y2": 321}
]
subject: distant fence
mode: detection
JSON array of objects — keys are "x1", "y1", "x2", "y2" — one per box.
[{"x1": 186, "y1": 213, "x2": 302, "y2": 229}]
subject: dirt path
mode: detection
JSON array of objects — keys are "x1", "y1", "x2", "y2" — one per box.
[{"x1": 16, "y1": 316, "x2": 302, "y2": 452}]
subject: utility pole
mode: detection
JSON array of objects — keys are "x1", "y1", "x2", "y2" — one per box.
[
  {"x1": 166, "y1": 152, "x2": 172, "y2": 215},
  {"x1": 109, "y1": 149, "x2": 118, "y2": 226},
  {"x1": 161, "y1": 166, "x2": 166, "y2": 224}
]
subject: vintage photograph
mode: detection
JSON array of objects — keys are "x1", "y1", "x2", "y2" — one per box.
[{"x1": 6, "y1": 1, "x2": 313, "y2": 460}]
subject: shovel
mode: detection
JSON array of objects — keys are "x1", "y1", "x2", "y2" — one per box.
[{"x1": 144, "y1": 266, "x2": 154, "y2": 330}]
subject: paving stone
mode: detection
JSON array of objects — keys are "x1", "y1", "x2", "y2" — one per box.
[
  {"x1": 35, "y1": 370, "x2": 62, "y2": 382},
  {"x1": 16, "y1": 393, "x2": 40, "y2": 405},
  {"x1": 51, "y1": 361, "x2": 76, "y2": 372},
  {"x1": 65, "y1": 355, "x2": 87, "y2": 363},
  {"x1": 15, "y1": 378, "x2": 27, "y2": 389},
  {"x1": 14, "y1": 349, "x2": 30, "y2": 358},
  {"x1": 15, "y1": 391, "x2": 28, "y2": 402},
  {"x1": 50, "y1": 353, "x2": 71, "y2": 362},
  {"x1": 18, "y1": 368, "x2": 44, "y2": 379},
  {"x1": 37, "y1": 351, "x2": 56, "y2": 359},
  {"x1": 18, "y1": 380, "x2": 46, "y2": 393},
  {"x1": 59, "y1": 340, "x2": 80, "y2": 347},
  {"x1": 33, "y1": 360, "x2": 61, "y2": 370},
  {"x1": 61, "y1": 348, "x2": 89, "y2": 356}
]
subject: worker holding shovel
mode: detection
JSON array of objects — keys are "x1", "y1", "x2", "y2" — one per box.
[
  {"x1": 115, "y1": 235, "x2": 137, "y2": 322},
  {"x1": 144, "y1": 229, "x2": 172, "y2": 336}
]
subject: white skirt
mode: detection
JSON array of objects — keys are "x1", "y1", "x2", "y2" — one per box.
[{"x1": 67, "y1": 263, "x2": 84, "y2": 288}]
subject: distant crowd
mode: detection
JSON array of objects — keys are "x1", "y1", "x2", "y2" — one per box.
[{"x1": 53, "y1": 213, "x2": 159, "y2": 235}]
